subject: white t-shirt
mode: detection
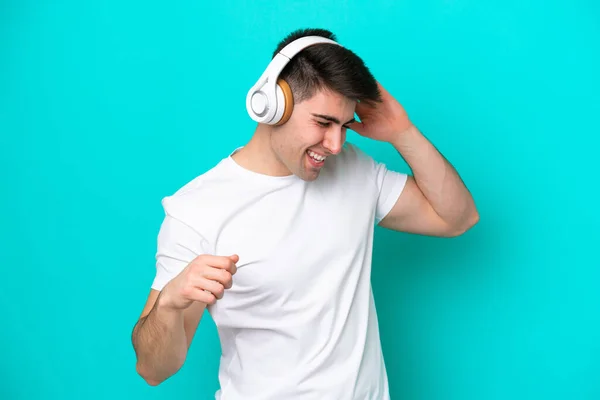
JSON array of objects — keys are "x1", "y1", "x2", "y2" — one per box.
[{"x1": 151, "y1": 142, "x2": 408, "y2": 399}]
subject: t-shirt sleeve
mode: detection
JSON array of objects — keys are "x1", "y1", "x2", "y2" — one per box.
[
  {"x1": 373, "y1": 157, "x2": 408, "y2": 224},
  {"x1": 349, "y1": 143, "x2": 409, "y2": 224},
  {"x1": 151, "y1": 207, "x2": 211, "y2": 291}
]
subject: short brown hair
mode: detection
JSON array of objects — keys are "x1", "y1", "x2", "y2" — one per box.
[{"x1": 273, "y1": 28, "x2": 382, "y2": 106}]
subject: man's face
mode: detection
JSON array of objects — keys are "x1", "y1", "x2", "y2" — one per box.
[{"x1": 269, "y1": 87, "x2": 357, "y2": 181}]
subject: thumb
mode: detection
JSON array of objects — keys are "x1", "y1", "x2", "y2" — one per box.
[
  {"x1": 228, "y1": 254, "x2": 240, "y2": 275},
  {"x1": 348, "y1": 121, "x2": 366, "y2": 135}
]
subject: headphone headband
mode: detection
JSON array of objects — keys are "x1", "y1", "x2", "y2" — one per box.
[{"x1": 246, "y1": 36, "x2": 342, "y2": 124}]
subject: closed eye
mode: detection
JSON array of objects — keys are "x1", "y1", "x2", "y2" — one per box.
[
  {"x1": 312, "y1": 113, "x2": 355, "y2": 129},
  {"x1": 316, "y1": 120, "x2": 350, "y2": 129}
]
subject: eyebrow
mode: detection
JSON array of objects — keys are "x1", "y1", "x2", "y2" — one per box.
[{"x1": 311, "y1": 113, "x2": 355, "y2": 126}]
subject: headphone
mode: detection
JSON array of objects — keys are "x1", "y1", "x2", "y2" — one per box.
[{"x1": 246, "y1": 36, "x2": 342, "y2": 125}]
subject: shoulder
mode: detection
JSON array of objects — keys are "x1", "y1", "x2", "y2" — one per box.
[
  {"x1": 160, "y1": 157, "x2": 235, "y2": 222},
  {"x1": 338, "y1": 141, "x2": 370, "y2": 160},
  {"x1": 334, "y1": 141, "x2": 379, "y2": 169},
  {"x1": 324, "y1": 141, "x2": 380, "y2": 179},
  {"x1": 328, "y1": 140, "x2": 408, "y2": 197}
]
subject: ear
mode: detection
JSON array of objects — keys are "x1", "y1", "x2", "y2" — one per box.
[{"x1": 274, "y1": 79, "x2": 294, "y2": 125}]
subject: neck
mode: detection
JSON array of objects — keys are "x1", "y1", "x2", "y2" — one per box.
[{"x1": 232, "y1": 124, "x2": 292, "y2": 177}]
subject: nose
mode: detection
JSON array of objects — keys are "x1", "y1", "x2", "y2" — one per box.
[{"x1": 323, "y1": 127, "x2": 346, "y2": 155}]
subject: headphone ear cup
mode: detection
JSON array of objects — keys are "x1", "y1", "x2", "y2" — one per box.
[{"x1": 274, "y1": 79, "x2": 294, "y2": 125}]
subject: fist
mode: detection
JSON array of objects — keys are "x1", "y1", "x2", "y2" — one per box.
[{"x1": 160, "y1": 254, "x2": 239, "y2": 309}]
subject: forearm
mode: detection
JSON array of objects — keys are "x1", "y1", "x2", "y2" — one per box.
[
  {"x1": 391, "y1": 124, "x2": 478, "y2": 229},
  {"x1": 132, "y1": 294, "x2": 188, "y2": 385}
]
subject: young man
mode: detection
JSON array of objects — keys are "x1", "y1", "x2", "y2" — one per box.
[{"x1": 132, "y1": 28, "x2": 479, "y2": 399}]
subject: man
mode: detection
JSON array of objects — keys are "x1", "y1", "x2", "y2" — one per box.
[{"x1": 132, "y1": 28, "x2": 479, "y2": 399}]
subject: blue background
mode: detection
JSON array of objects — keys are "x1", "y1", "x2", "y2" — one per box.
[{"x1": 1, "y1": 0, "x2": 599, "y2": 399}]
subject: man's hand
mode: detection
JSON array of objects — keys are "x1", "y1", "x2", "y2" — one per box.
[
  {"x1": 132, "y1": 253, "x2": 238, "y2": 386},
  {"x1": 159, "y1": 254, "x2": 239, "y2": 310},
  {"x1": 349, "y1": 81, "x2": 413, "y2": 143},
  {"x1": 350, "y1": 82, "x2": 479, "y2": 237}
]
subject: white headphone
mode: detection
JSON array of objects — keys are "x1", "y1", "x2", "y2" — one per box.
[{"x1": 246, "y1": 36, "x2": 342, "y2": 125}]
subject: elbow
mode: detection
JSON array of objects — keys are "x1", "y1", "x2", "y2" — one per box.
[
  {"x1": 136, "y1": 362, "x2": 161, "y2": 386},
  {"x1": 144, "y1": 378, "x2": 162, "y2": 387},
  {"x1": 447, "y1": 209, "x2": 480, "y2": 237},
  {"x1": 133, "y1": 343, "x2": 188, "y2": 387},
  {"x1": 136, "y1": 361, "x2": 169, "y2": 387},
  {"x1": 465, "y1": 208, "x2": 480, "y2": 230}
]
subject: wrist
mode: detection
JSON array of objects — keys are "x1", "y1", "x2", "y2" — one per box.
[
  {"x1": 389, "y1": 123, "x2": 419, "y2": 148},
  {"x1": 155, "y1": 291, "x2": 184, "y2": 320}
]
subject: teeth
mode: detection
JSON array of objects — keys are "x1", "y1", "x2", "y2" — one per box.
[{"x1": 308, "y1": 150, "x2": 326, "y2": 162}]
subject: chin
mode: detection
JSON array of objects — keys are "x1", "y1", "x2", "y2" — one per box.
[
  {"x1": 297, "y1": 159, "x2": 323, "y2": 182},
  {"x1": 299, "y1": 168, "x2": 321, "y2": 182},
  {"x1": 301, "y1": 174, "x2": 319, "y2": 182}
]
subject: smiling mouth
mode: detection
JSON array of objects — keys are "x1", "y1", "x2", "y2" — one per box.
[{"x1": 306, "y1": 149, "x2": 327, "y2": 166}]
